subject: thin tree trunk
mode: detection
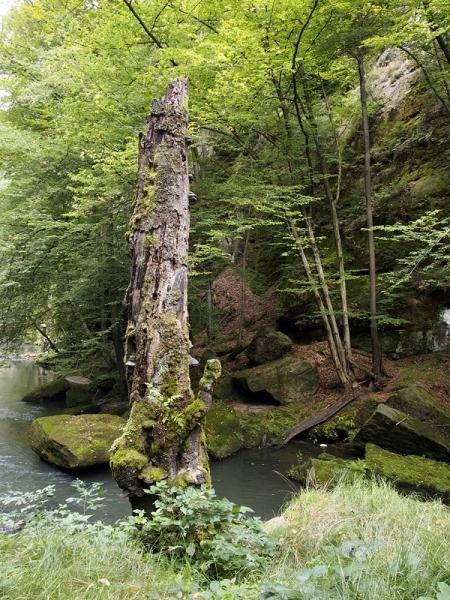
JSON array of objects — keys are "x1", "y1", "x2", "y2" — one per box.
[
  {"x1": 286, "y1": 214, "x2": 350, "y2": 386},
  {"x1": 110, "y1": 79, "x2": 221, "y2": 506},
  {"x1": 35, "y1": 324, "x2": 58, "y2": 352},
  {"x1": 270, "y1": 72, "x2": 351, "y2": 385},
  {"x1": 356, "y1": 52, "x2": 385, "y2": 380},
  {"x1": 303, "y1": 212, "x2": 349, "y2": 381},
  {"x1": 238, "y1": 230, "x2": 250, "y2": 345},
  {"x1": 321, "y1": 85, "x2": 353, "y2": 366},
  {"x1": 206, "y1": 279, "x2": 213, "y2": 342}
]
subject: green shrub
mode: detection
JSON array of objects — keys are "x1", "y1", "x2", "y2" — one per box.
[{"x1": 128, "y1": 481, "x2": 276, "y2": 578}]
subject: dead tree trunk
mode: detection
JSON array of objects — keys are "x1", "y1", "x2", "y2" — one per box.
[{"x1": 110, "y1": 79, "x2": 221, "y2": 505}]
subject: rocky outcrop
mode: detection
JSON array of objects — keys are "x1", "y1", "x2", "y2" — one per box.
[
  {"x1": 289, "y1": 444, "x2": 450, "y2": 502},
  {"x1": 205, "y1": 392, "x2": 332, "y2": 459},
  {"x1": 65, "y1": 376, "x2": 95, "y2": 407},
  {"x1": 231, "y1": 355, "x2": 318, "y2": 405},
  {"x1": 365, "y1": 444, "x2": 450, "y2": 501},
  {"x1": 30, "y1": 414, "x2": 125, "y2": 470},
  {"x1": 386, "y1": 384, "x2": 450, "y2": 436},
  {"x1": 21, "y1": 378, "x2": 70, "y2": 403},
  {"x1": 353, "y1": 404, "x2": 450, "y2": 461},
  {"x1": 245, "y1": 328, "x2": 292, "y2": 365}
]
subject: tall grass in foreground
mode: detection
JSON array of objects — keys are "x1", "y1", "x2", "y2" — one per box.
[
  {"x1": 265, "y1": 478, "x2": 450, "y2": 599},
  {"x1": 0, "y1": 479, "x2": 449, "y2": 599}
]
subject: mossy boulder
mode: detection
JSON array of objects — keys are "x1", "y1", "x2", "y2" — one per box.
[
  {"x1": 205, "y1": 401, "x2": 244, "y2": 459},
  {"x1": 365, "y1": 444, "x2": 450, "y2": 502},
  {"x1": 289, "y1": 454, "x2": 367, "y2": 485},
  {"x1": 205, "y1": 393, "x2": 332, "y2": 458},
  {"x1": 245, "y1": 327, "x2": 292, "y2": 365},
  {"x1": 354, "y1": 404, "x2": 450, "y2": 461},
  {"x1": 30, "y1": 414, "x2": 125, "y2": 470},
  {"x1": 231, "y1": 355, "x2": 318, "y2": 405},
  {"x1": 386, "y1": 384, "x2": 450, "y2": 436},
  {"x1": 289, "y1": 445, "x2": 450, "y2": 501},
  {"x1": 21, "y1": 378, "x2": 70, "y2": 403}
]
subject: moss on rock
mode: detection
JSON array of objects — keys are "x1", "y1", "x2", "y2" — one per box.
[
  {"x1": 29, "y1": 414, "x2": 125, "y2": 470},
  {"x1": 309, "y1": 394, "x2": 379, "y2": 442},
  {"x1": 21, "y1": 378, "x2": 70, "y2": 403},
  {"x1": 354, "y1": 403, "x2": 450, "y2": 461},
  {"x1": 231, "y1": 355, "x2": 319, "y2": 405},
  {"x1": 386, "y1": 384, "x2": 450, "y2": 436},
  {"x1": 365, "y1": 443, "x2": 450, "y2": 501}
]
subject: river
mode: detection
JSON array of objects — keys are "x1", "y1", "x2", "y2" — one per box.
[{"x1": 0, "y1": 360, "x2": 334, "y2": 521}]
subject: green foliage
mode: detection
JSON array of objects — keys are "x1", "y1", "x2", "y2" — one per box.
[
  {"x1": 128, "y1": 481, "x2": 276, "y2": 579},
  {"x1": 1, "y1": 479, "x2": 450, "y2": 599},
  {"x1": 0, "y1": 0, "x2": 448, "y2": 373}
]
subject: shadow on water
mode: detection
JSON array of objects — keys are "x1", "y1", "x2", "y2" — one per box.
[{"x1": 0, "y1": 361, "x2": 349, "y2": 521}]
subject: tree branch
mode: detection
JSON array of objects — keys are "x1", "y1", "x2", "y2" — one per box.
[{"x1": 122, "y1": 0, "x2": 177, "y2": 67}]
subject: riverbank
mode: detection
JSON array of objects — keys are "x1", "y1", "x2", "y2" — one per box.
[{"x1": 1, "y1": 478, "x2": 449, "y2": 599}]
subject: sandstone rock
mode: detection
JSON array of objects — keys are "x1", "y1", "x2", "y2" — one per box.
[
  {"x1": 387, "y1": 384, "x2": 450, "y2": 436},
  {"x1": 290, "y1": 445, "x2": 450, "y2": 501},
  {"x1": 365, "y1": 444, "x2": 450, "y2": 502},
  {"x1": 64, "y1": 375, "x2": 95, "y2": 407},
  {"x1": 231, "y1": 355, "x2": 318, "y2": 405},
  {"x1": 30, "y1": 414, "x2": 125, "y2": 470},
  {"x1": 245, "y1": 327, "x2": 292, "y2": 365},
  {"x1": 354, "y1": 404, "x2": 450, "y2": 461},
  {"x1": 21, "y1": 377, "x2": 70, "y2": 403}
]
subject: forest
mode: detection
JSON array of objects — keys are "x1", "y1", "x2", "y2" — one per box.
[{"x1": 0, "y1": 0, "x2": 449, "y2": 599}]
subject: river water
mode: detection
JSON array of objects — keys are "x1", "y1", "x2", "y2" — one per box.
[{"x1": 0, "y1": 361, "x2": 332, "y2": 521}]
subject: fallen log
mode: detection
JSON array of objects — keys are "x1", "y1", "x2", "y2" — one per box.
[{"x1": 277, "y1": 390, "x2": 360, "y2": 446}]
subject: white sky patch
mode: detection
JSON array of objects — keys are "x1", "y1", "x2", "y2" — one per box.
[{"x1": 0, "y1": 0, "x2": 17, "y2": 18}]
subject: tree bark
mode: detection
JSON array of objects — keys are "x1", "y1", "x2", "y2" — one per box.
[
  {"x1": 110, "y1": 79, "x2": 221, "y2": 505},
  {"x1": 356, "y1": 52, "x2": 385, "y2": 380}
]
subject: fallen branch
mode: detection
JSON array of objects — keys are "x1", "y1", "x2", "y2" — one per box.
[{"x1": 277, "y1": 389, "x2": 361, "y2": 446}]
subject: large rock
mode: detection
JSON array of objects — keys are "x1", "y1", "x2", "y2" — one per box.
[
  {"x1": 21, "y1": 377, "x2": 70, "y2": 403},
  {"x1": 245, "y1": 328, "x2": 292, "y2": 365},
  {"x1": 386, "y1": 384, "x2": 450, "y2": 436},
  {"x1": 354, "y1": 404, "x2": 450, "y2": 461},
  {"x1": 64, "y1": 375, "x2": 95, "y2": 407},
  {"x1": 30, "y1": 414, "x2": 125, "y2": 470},
  {"x1": 365, "y1": 444, "x2": 450, "y2": 502},
  {"x1": 231, "y1": 355, "x2": 318, "y2": 405},
  {"x1": 290, "y1": 445, "x2": 450, "y2": 501}
]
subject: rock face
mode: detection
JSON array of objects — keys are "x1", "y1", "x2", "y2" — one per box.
[
  {"x1": 354, "y1": 404, "x2": 450, "y2": 461},
  {"x1": 21, "y1": 378, "x2": 70, "y2": 403},
  {"x1": 30, "y1": 414, "x2": 125, "y2": 470},
  {"x1": 245, "y1": 328, "x2": 292, "y2": 365},
  {"x1": 231, "y1": 355, "x2": 318, "y2": 405},
  {"x1": 387, "y1": 384, "x2": 450, "y2": 436}
]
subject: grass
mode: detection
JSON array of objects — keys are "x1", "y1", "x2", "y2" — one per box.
[
  {"x1": 0, "y1": 479, "x2": 449, "y2": 599},
  {"x1": 268, "y1": 478, "x2": 450, "y2": 599}
]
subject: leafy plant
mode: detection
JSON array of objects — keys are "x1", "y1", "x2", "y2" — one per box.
[
  {"x1": 126, "y1": 481, "x2": 276, "y2": 578},
  {"x1": 419, "y1": 582, "x2": 450, "y2": 600}
]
